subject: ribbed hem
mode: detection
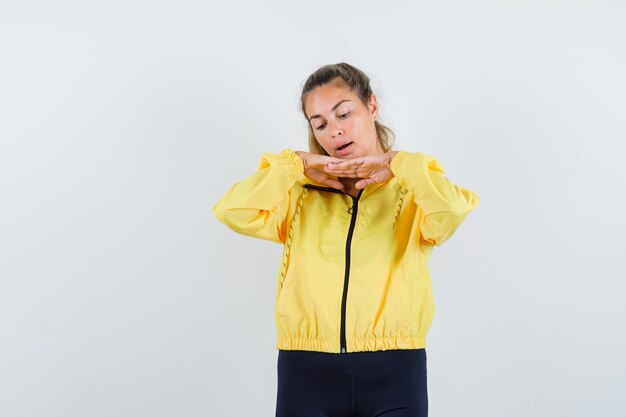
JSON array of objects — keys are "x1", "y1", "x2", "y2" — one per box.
[
  {"x1": 349, "y1": 336, "x2": 426, "y2": 353},
  {"x1": 276, "y1": 337, "x2": 337, "y2": 353},
  {"x1": 389, "y1": 150, "x2": 408, "y2": 176},
  {"x1": 276, "y1": 336, "x2": 427, "y2": 353},
  {"x1": 280, "y1": 148, "x2": 304, "y2": 180}
]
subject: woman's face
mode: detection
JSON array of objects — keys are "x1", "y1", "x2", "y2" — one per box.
[{"x1": 304, "y1": 81, "x2": 382, "y2": 158}]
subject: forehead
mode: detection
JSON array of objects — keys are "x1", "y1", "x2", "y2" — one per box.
[{"x1": 304, "y1": 82, "x2": 358, "y2": 116}]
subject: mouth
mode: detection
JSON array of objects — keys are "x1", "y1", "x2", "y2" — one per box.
[{"x1": 335, "y1": 141, "x2": 354, "y2": 155}]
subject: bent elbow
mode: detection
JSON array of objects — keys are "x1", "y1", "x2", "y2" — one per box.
[
  {"x1": 420, "y1": 206, "x2": 475, "y2": 246},
  {"x1": 213, "y1": 199, "x2": 229, "y2": 225},
  {"x1": 213, "y1": 199, "x2": 247, "y2": 233}
]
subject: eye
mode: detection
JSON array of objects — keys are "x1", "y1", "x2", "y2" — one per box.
[
  {"x1": 315, "y1": 123, "x2": 327, "y2": 131},
  {"x1": 339, "y1": 112, "x2": 350, "y2": 119}
]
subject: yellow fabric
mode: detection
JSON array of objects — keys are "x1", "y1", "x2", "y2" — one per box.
[{"x1": 214, "y1": 148, "x2": 480, "y2": 353}]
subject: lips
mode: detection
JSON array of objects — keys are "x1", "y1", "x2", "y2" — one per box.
[
  {"x1": 336, "y1": 141, "x2": 353, "y2": 156},
  {"x1": 336, "y1": 141, "x2": 353, "y2": 151}
]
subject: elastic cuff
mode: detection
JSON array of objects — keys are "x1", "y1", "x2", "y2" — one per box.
[
  {"x1": 389, "y1": 150, "x2": 408, "y2": 176},
  {"x1": 280, "y1": 148, "x2": 304, "y2": 179}
]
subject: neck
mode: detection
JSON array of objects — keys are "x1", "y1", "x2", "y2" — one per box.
[{"x1": 340, "y1": 178, "x2": 360, "y2": 197}]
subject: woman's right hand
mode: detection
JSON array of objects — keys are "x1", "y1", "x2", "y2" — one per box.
[{"x1": 295, "y1": 151, "x2": 345, "y2": 190}]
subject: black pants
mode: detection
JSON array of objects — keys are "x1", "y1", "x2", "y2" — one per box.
[{"x1": 276, "y1": 348, "x2": 428, "y2": 417}]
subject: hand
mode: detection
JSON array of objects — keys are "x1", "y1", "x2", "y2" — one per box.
[
  {"x1": 295, "y1": 151, "x2": 346, "y2": 190},
  {"x1": 323, "y1": 151, "x2": 399, "y2": 189}
]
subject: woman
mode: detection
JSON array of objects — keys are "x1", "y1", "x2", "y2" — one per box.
[{"x1": 214, "y1": 63, "x2": 480, "y2": 417}]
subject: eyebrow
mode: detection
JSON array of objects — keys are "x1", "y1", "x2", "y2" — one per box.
[{"x1": 308, "y1": 99, "x2": 351, "y2": 122}]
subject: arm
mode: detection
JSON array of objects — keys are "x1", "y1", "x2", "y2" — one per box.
[
  {"x1": 390, "y1": 151, "x2": 481, "y2": 246},
  {"x1": 213, "y1": 148, "x2": 305, "y2": 244}
]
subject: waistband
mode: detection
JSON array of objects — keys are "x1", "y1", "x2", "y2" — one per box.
[{"x1": 277, "y1": 348, "x2": 426, "y2": 375}]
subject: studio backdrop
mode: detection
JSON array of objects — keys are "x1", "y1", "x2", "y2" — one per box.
[{"x1": 1, "y1": 1, "x2": 625, "y2": 416}]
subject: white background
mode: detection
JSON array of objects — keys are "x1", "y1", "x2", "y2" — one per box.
[{"x1": 1, "y1": 1, "x2": 625, "y2": 416}]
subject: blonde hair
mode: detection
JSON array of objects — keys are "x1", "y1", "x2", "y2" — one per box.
[{"x1": 299, "y1": 62, "x2": 395, "y2": 156}]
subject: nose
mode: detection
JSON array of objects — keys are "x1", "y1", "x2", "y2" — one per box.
[{"x1": 330, "y1": 121, "x2": 344, "y2": 137}]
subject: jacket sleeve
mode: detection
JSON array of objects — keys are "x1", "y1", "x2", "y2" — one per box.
[
  {"x1": 390, "y1": 151, "x2": 480, "y2": 246},
  {"x1": 213, "y1": 148, "x2": 305, "y2": 244}
]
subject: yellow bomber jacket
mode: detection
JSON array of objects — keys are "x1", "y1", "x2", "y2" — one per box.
[{"x1": 214, "y1": 149, "x2": 480, "y2": 354}]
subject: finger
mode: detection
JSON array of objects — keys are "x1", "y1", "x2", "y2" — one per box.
[
  {"x1": 355, "y1": 178, "x2": 377, "y2": 189},
  {"x1": 323, "y1": 166, "x2": 361, "y2": 177},
  {"x1": 317, "y1": 155, "x2": 345, "y2": 166},
  {"x1": 326, "y1": 157, "x2": 346, "y2": 165},
  {"x1": 324, "y1": 178, "x2": 344, "y2": 190},
  {"x1": 371, "y1": 171, "x2": 393, "y2": 184},
  {"x1": 327, "y1": 159, "x2": 365, "y2": 169},
  {"x1": 308, "y1": 171, "x2": 334, "y2": 185}
]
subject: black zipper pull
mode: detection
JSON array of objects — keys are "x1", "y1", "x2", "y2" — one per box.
[{"x1": 348, "y1": 196, "x2": 358, "y2": 214}]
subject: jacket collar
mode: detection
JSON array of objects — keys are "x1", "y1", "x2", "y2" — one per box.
[{"x1": 303, "y1": 179, "x2": 389, "y2": 198}]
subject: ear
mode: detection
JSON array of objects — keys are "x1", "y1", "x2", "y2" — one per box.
[{"x1": 368, "y1": 94, "x2": 379, "y2": 120}]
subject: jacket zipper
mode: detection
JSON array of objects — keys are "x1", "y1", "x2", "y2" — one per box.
[
  {"x1": 304, "y1": 184, "x2": 363, "y2": 354},
  {"x1": 341, "y1": 192, "x2": 362, "y2": 353}
]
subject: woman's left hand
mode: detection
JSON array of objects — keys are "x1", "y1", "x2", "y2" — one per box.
[{"x1": 324, "y1": 151, "x2": 399, "y2": 189}]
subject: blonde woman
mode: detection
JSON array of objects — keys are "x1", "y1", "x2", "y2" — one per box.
[{"x1": 214, "y1": 62, "x2": 480, "y2": 417}]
